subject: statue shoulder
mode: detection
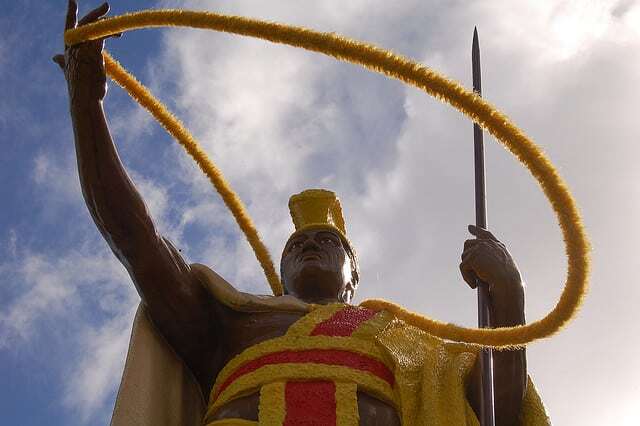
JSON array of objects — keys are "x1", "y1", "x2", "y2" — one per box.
[{"x1": 190, "y1": 263, "x2": 311, "y2": 314}]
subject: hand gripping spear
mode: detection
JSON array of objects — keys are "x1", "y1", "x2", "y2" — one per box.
[{"x1": 472, "y1": 27, "x2": 496, "y2": 426}]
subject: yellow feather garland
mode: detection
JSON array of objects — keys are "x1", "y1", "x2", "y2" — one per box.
[{"x1": 65, "y1": 9, "x2": 590, "y2": 348}]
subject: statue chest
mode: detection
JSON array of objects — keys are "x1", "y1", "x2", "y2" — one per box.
[
  {"x1": 220, "y1": 310, "x2": 306, "y2": 364},
  {"x1": 206, "y1": 304, "x2": 400, "y2": 425}
]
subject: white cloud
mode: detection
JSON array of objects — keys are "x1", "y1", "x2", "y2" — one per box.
[
  {"x1": 0, "y1": 254, "x2": 75, "y2": 345},
  {"x1": 0, "y1": 240, "x2": 139, "y2": 422},
  {"x1": 107, "y1": 100, "x2": 156, "y2": 149},
  {"x1": 3, "y1": 150, "x2": 141, "y2": 422},
  {"x1": 0, "y1": 247, "x2": 132, "y2": 346},
  {"x1": 32, "y1": 151, "x2": 83, "y2": 209},
  {"x1": 62, "y1": 303, "x2": 137, "y2": 423},
  {"x1": 6, "y1": 229, "x2": 17, "y2": 258}
]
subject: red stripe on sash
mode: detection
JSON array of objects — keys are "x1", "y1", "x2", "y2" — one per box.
[
  {"x1": 311, "y1": 306, "x2": 377, "y2": 337},
  {"x1": 215, "y1": 349, "x2": 394, "y2": 399},
  {"x1": 284, "y1": 381, "x2": 336, "y2": 426}
]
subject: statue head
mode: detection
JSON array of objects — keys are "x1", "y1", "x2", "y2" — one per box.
[{"x1": 280, "y1": 190, "x2": 359, "y2": 304}]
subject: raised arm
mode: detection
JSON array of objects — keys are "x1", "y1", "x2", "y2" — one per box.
[
  {"x1": 54, "y1": 1, "x2": 219, "y2": 382},
  {"x1": 460, "y1": 225, "x2": 527, "y2": 426}
]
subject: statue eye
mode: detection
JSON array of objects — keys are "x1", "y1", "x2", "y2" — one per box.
[
  {"x1": 288, "y1": 241, "x2": 303, "y2": 251},
  {"x1": 321, "y1": 237, "x2": 338, "y2": 246}
]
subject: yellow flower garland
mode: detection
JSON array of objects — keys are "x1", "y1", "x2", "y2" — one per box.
[{"x1": 64, "y1": 9, "x2": 590, "y2": 348}]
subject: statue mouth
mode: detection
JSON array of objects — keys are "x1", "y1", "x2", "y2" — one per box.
[{"x1": 300, "y1": 253, "x2": 323, "y2": 262}]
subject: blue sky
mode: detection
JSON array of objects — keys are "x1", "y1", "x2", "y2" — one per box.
[{"x1": 2, "y1": 0, "x2": 640, "y2": 424}]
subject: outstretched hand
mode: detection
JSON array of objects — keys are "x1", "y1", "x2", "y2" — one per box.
[{"x1": 53, "y1": 1, "x2": 120, "y2": 101}]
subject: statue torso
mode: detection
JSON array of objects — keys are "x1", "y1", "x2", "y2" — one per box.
[{"x1": 205, "y1": 309, "x2": 400, "y2": 425}]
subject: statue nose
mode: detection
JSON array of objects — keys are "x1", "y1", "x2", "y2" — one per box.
[{"x1": 302, "y1": 239, "x2": 321, "y2": 252}]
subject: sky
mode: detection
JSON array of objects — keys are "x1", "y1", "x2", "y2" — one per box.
[{"x1": 1, "y1": 0, "x2": 639, "y2": 424}]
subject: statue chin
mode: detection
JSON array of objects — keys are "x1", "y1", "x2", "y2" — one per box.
[{"x1": 285, "y1": 266, "x2": 345, "y2": 303}]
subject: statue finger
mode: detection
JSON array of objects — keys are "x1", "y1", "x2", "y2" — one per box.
[
  {"x1": 459, "y1": 260, "x2": 478, "y2": 289},
  {"x1": 461, "y1": 244, "x2": 479, "y2": 262},
  {"x1": 476, "y1": 239, "x2": 507, "y2": 258},
  {"x1": 489, "y1": 239, "x2": 507, "y2": 253},
  {"x1": 78, "y1": 2, "x2": 110, "y2": 26},
  {"x1": 52, "y1": 54, "x2": 66, "y2": 69},
  {"x1": 463, "y1": 239, "x2": 497, "y2": 260},
  {"x1": 463, "y1": 239, "x2": 480, "y2": 252},
  {"x1": 468, "y1": 224, "x2": 499, "y2": 242},
  {"x1": 65, "y1": 0, "x2": 78, "y2": 31}
]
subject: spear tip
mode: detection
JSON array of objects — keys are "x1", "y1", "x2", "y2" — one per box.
[
  {"x1": 472, "y1": 28, "x2": 481, "y2": 94},
  {"x1": 472, "y1": 27, "x2": 480, "y2": 53}
]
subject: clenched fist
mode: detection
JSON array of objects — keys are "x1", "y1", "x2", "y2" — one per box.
[{"x1": 460, "y1": 225, "x2": 525, "y2": 326}]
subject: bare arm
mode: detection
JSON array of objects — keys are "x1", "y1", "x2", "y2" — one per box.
[
  {"x1": 460, "y1": 226, "x2": 527, "y2": 426},
  {"x1": 54, "y1": 1, "x2": 220, "y2": 386}
]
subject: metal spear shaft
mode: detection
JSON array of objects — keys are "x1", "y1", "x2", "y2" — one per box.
[{"x1": 472, "y1": 27, "x2": 496, "y2": 426}]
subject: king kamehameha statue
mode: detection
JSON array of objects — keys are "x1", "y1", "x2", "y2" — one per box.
[{"x1": 54, "y1": 2, "x2": 550, "y2": 425}]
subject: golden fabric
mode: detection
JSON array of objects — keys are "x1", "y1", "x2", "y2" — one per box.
[
  {"x1": 376, "y1": 319, "x2": 551, "y2": 425},
  {"x1": 288, "y1": 189, "x2": 348, "y2": 241},
  {"x1": 204, "y1": 304, "x2": 551, "y2": 425},
  {"x1": 204, "y1": 305, "x2": 394, "y2": 425}
]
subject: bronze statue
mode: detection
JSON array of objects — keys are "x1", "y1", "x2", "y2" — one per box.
[{"x1": 54, "y1": 2, "x2": 529, "y2": 425}]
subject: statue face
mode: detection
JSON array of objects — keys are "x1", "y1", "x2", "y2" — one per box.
[{"x1": 281, "y1": 228, "x2": 354, "y2": 303}]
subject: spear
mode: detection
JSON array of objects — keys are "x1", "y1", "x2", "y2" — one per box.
[{"x1": 472, "y1": 27, "x2": 496, "y2": 426}]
